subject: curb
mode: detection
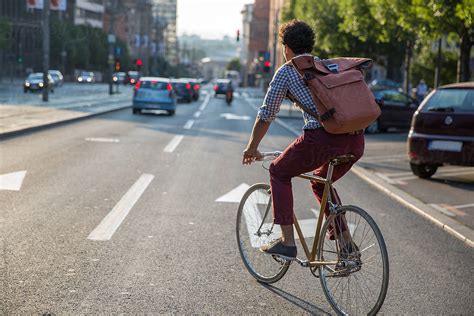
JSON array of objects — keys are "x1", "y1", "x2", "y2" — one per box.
[
  {"x1": 243, "y1": 96, "x2": 474, "y2": 248},
  {"x1": 0, "y1": 104, "x2": 131, "y2": 140}
]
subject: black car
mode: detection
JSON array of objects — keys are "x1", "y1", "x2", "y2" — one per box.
[
  {"x1": 24, "y1": 72, "x2": 55, "y2": 93},
  {"x1": 180, "y1": 78, "x2": 200, "y2": 101},
  {"x1": 214, "y1": 79, "x2": 233, "y2": 96},
  {"x1": 125, "y1": 71, "x2": 140, "y2": 85},
  {"x1": 408, "y1": 82, "x2": 474, "y2": 178},
  {"x1": 366, "y1": 88, "x2": 419, "y2": 133},
  {"x1": 171, "y1": 79, "x2": 193, "y2": 103}
]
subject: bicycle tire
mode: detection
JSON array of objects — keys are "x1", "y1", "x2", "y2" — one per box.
[
  {"x1": 317, "y1": 205, "x2": 389, "y2": 315},
  {"x1": 236, "y1": 183, "x2": 290, "y2": 284}
]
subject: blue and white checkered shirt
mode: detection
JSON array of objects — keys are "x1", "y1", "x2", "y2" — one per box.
[{"x1": 258, "y1": 57, "x2": 322, "y2": 130}]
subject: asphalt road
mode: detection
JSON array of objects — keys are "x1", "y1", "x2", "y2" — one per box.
[{"x1": 1, "y1": 88, "x2": 473, "y2": 314}]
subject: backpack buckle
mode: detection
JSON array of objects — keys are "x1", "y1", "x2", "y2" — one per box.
[{"x1": 327, "y1": 63, "x2": 339, "y2": 73}]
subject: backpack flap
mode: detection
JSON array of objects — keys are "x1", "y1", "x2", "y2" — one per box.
[
  {"x1": 290, "y1": 55, "x2": 315, "y2": 70},
  {"x1": 314, "y1": 57, "x2": 373, "y2": 74},
  {"x1": 318, "y1": 69, "x2": 364, "y2": 89}
]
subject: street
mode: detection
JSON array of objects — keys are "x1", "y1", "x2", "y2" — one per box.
[{"x1": 1, "y1": 87, "x2": 472, "y2": 314}]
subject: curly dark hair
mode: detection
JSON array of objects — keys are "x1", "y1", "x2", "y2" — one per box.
[{"x1": 279, "y1": 19, "x2": 315, "y2": 55}]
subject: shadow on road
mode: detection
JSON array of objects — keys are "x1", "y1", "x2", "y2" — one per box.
[{"x1": 260, "y1": 283, "x2": 331, "y2": 315}]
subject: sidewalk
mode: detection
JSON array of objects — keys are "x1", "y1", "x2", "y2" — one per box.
[{"x1": 0, "y1": 85, "x2": 132, "y2": 138}]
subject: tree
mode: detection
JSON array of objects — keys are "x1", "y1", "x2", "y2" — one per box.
[
  {"x1": 226, "y1": 58, "x2": 242, "y2": 71},
  {"x1": 0, "y1": 17, "x2": 11, "y2": 50}
]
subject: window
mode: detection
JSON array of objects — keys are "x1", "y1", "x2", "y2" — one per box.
[{"x1": 422, "y1": 89, "x2": 474, "y2": 113}]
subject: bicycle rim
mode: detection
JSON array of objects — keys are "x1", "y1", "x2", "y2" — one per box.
[
  {"x1": 318, "y1": 205, "x2": 389, "y2": 315},
  {"x1": 236, "y1": 183, "x2": 290, "y2": 283}
]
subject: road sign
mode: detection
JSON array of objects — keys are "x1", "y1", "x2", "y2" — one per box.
[{"x1": 107, "y1": 34, "x2": 116, "y2": 44}]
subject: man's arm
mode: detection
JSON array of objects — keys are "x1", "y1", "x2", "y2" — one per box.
[{"x1": 242, "y1": 117, "x2": 271, "y2": 164}]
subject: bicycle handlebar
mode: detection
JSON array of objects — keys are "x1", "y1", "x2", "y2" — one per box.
[{"x1": 260, "y1": 151, "x2": 282, "y2": 161}]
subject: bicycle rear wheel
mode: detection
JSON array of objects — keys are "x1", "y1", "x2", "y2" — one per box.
[
  {"x1": 317, "y1": 205, "x2": 389, "y2": 315},
  {"x1": 236, "y1": 183, "x2": 290, "y2": 283}
]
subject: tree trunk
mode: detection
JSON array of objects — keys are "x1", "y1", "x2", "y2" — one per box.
[
  {"x1": 457, "y1": 28, "x2": 472, "y2": 82},
  {"x1": 403, "y1": 39, "x2": 412, "y2": 95}
]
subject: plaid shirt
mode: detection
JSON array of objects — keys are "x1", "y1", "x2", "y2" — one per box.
[{"x1": 258, "y1": 57, "x2": 322, "y2": 130}]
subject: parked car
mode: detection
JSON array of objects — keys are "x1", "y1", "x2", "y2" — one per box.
[
  {"x1": 125, "y1": 71, "x2": 140, "y2": 85},
  {"x1": 180, "y1": 78, "x2": 201, "y2": 101},
  {"x1": 77, "y1": 71, "x2": 94, "y2": 83},
  {"x1": 48, "y1": 70, "x2": 64, "y2": 87},
  {"x1": 408, "y1": 82, "x2": 474, "y2": 178},
  {"x1": 368, "y1": 79, "x2": 401, "y2": 90},
  {"x1": 132, "y1": 77, "x2": 176, "y2": 115},
  {"x1": 171, "y1": 79, "x2": 193, "y2": 103},
  {"x1": 366, "y1": 88, "x2": 419, "y2": 133},
  {"x1": 24, "y1": 72, "x2": 55, "y2": 93},
  {"x1": 214, "y1": 79, "x2": 233, "y2": 97},
  {"x1": 112, "y1": 72, "x2": 126, "y2": 84}
]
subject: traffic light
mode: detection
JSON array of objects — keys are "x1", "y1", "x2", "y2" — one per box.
[
  {"x1": 236, "y1": 30, "x2": 240, "y2": 42},
  {"x1": 135, "y1": 59, "x2": 143, "y2": 66},
  {"x1": 17, "y1": 56, "x2": 23, "y2": 64},
  {"x1": 264, "y1": 60, "x2": 271, "y2": 73},
  {"x1": 114, "y1": 60, "x2": 121, "y2": 71}
]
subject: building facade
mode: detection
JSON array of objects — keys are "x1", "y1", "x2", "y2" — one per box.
[
  {"x1": 71, "y1": 0, "x2": 105, "y2": 29},
  {"x1": 240, "y1": 3, "x2": 253, "y2": 86},
  {"x1": 153, "y1": 0, "x2": 178, "y2": 66}
]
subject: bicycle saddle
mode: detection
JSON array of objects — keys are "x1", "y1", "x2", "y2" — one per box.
[{"x1": 330, "y1": 154, "x2": 356, "y2": 166}]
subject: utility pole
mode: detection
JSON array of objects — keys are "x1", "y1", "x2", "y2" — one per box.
[
  {"x1": 271, "y1": 9, "x2": 280, "y2": 76},
  {"x1": 42, "y1": 0, "x2": 50, "y2": 102},
  {"x1": 108, "y1": 0, "x2": 116, "y2": 95},
  {"x1": 434, "y1": 37, "x2": 442, "y2": 88}
]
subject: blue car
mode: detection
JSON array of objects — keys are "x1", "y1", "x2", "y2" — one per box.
[{"x1": 133, "y1": 77, "x2": 177, "y2": 115}]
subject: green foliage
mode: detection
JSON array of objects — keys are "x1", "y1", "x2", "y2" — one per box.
[
  {"x1": 0, "y1": 17, "x2": 12, "y2": 50},
  {"x1": 226, "y1": 58, "x2": 242, "y2": 71}
]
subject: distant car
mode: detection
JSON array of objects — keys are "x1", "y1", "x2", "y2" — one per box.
[
  {"x1": 48, "y1": 70, "x2": 64, "y2": 87},
  {"x1": 366, "y1": 88, "x2": 419, "y2": 133},
  {"x1": 214, "y1": 79, "x2": 233, "y2": 96},
  {"x1": 24, "y1": 72, "x2": 55, "y2": 93},
  {"x1": 112, "y1": 72, "x2": 126, "y2": 84},
  {"x1": 125, "y1": 71, "x2": 140, "y2": 85},
  {"x1": 133, "y1": 77, "x2": 176, "y2": 115},
  {"x1": 180, "y1": 78, "x2": 201, "y2": 101},
  {"x1": 171, "y1": 79, "x2": 193, "y2": 103},
  {"x1": 408, "y1": 82, "x2": 474, "y2": 178},
  {"x1": 369, "y1": 79, "x2": 401, "y2": 90},
  {"x1": 77, "y1": 72, "x2": 94, "y2": 83}
]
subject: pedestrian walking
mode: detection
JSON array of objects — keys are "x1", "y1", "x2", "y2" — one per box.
[{"x1": 416, "y1": 79, "x2": 428, "y2": 103}]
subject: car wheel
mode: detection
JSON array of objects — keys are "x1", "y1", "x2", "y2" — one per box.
[
  {"x1": 410, "y1": 162, "x2": 438, "y2": 179},
  {"x1": 132, "y1": 109, "x2": 140, "y2": 114},
  {"x1": 168, "y1": 110, "x2": 175, "y2": 116},
  {"x1": 24, "y1": 89, "x2": 27, "y2": 93},
  {"x1": 366, "y1": 120, "x2": 380, "y2": 134}
]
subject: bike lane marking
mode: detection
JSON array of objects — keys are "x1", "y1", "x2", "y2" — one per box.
[
  {"x1": 0, "y1": 170, "x2": 27, "y2": 191},
  {"x1": 87, "y1": 173, "x2": 154, "y2": 241},
  {"x1": 183, "y1": 120, "x2": 194, "y2": 129},
  {"x1": 164, "y1": 135, "x2": 184, "y2": 153}
]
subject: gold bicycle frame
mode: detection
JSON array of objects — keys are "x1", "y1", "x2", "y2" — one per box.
[{"x1": 291, "y1": 159, "x2": 344, "y2": 268}]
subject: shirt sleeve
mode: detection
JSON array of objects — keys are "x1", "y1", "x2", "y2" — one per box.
[{"x1": 257, "y1": 66, "x2": 289, "y2": 122}]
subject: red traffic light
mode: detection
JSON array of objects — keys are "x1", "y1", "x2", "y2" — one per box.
[
  {"x1": 264, "y1": 61, "x2": 271, "y2": 67},
  {"x1": 135, "y1": 59, "x2": 143, "y2": 66}
]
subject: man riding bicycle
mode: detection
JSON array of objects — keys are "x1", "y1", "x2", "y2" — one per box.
[{"x1": 242, "y1": 20, "x2": 364, "y2": 260}]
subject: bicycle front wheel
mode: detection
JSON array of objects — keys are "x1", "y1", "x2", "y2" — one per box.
[
  {"x1": 318, "y1": 205, "x2": 389, "y2": 315},
  {"x1": 236, "y1": 183, "x2": 290, "y2": 284}
]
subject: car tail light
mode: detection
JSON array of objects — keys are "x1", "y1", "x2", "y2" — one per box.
[
  {"x1": 408, "y1": 151, "x2": 418, "y2": 160},
  {"x1": 194, "y1": 84, "x2": 200, "y2": 90},
  {"x1": 214, "y1": 85, "x2": 218, "y2": 91},
  {"x1": 135, "y1": 81, "x2": 141, "y2": 89},
  {"x1": 185, "y1": 83, "x2": 191, "y2": 89},
  {"x1": 167, "y1": 83, "x2": 173, "y2": 91}
]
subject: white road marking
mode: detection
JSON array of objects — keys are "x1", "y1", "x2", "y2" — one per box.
[
  {"x1": 199, "y1": 93, "x2": 211, "y2": 111},
  {"x1": 242, "y1": 92, "x2": 249, "y2": 98},
  {"x1": 428, "y1": 204, "x2": 456, "y2": 217},
  {"x1": 220, "y1": 113, "x2": 251, "y2": 120},
  {"x1": 375, "y1": 172, "x2": 406, "y2": 185},
  {"x1": 216, "y1": 183, "x2": 250, "y2": 203},
  {"x1": 87, "y1": 174, "x2": 154, "y2": 241},
  {"x1": 164, "y1": 135, "x2": 184, "y2": 153},
  {"x1": 360, "y1": 154, "x2": 407, "y2": 163},
  {"x1": 85, "y1": 138, "x2": 120, "y2": 143},
  {"x1": 194, "y1": 111, "x2": 201, "y2": 118},
  {"x1": 396, "y1": 169, "x2": 474, "y2": 182},
  {"x1": 453, "y1": 203, "x2": 474, "y2": 209},
  {"x1": 0, "y1": 170, "x2": 27, "y2": 191},
  {"x1": 183, "y1": 120, "x2": 194, "y2": 129}
]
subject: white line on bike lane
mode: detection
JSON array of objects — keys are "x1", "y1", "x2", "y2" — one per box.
[
  {"x1": 87, "y1": 174, "x2": 154, "y2": 241},
  {"x1": 183, "y1": 120, "x2": 194, "y2": 129},
  {"x1": 164, "y1": 135, "x2": 184, "y2": 153}
]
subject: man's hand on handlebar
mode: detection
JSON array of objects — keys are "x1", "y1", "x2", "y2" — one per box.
[{"x1": 242, "y1": 147, "x2": 263, "y2": 165}]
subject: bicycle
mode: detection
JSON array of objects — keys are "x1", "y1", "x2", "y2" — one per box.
[{"x1": 236, "y1": 151, "x2": 389, "y2": 315}]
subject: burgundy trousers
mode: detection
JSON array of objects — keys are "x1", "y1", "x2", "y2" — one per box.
[{"x1": 269, "y1": 128, "x2": 365, "y2": 226}]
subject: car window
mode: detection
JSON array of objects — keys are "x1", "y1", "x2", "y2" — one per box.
[
  {"x1": 28, "y1": 74, "x2": 43, "y2": 80},
  {"x1": 422, "y1": 88, "x2": 474, "y2": 113},
  {"x1": 382, "y1": 90, "x2": 410, "y2": 103},
  {"x1": 140, "y1": 81, "x2": 168, "y2": 90}
]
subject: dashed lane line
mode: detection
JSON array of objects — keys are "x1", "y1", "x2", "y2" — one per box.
[
  {"x1": 164, "y1": 135, "x2": 184, "y2": 153},
  {"x1": 183, "y1": 120, "x2": 194, "y2": 129},
  {"x1": 87, "y1": 174, "x2": 154, "y2": 241}
]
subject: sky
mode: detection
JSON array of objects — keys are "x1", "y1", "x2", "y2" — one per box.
[{"x1": 177, "y1": 0, "x2": 254, "y2": 39}]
